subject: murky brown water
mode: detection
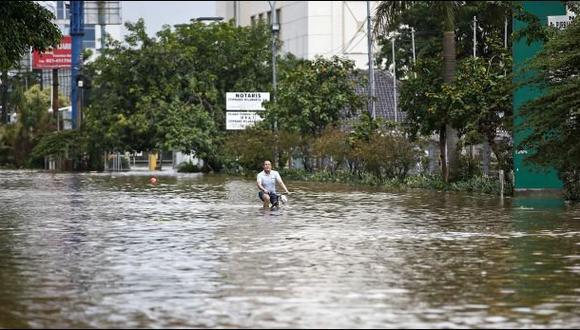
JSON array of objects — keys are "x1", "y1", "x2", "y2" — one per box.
[{"x1": 1, "y1": 170, "x2": 579, "y2": 328}]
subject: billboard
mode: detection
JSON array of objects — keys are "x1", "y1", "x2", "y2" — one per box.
[
  {"x1": 226, "y1": 111, "x2": 264, "y2": 130},
  {"x1": 226, "y1": 92, "x2": 269, "y2": 130},
  {"x1": 32, "y1": 36, "x2": 72, "y2": 69},
  {"x1": 226, "y1": 92, "x2": 270, "y2": 111}
]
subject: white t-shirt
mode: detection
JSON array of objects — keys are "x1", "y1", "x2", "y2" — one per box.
[{"x1": 257, "y1": 170, "x2": 280, "y2": 194}]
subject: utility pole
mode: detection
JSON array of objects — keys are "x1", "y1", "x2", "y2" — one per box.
[
  {"x1": 392, "y1": 37, "x2": 397, "y2": 122},
  {"x1": 269, "y1": 1, "x2": 280, "y2": 167},
  {"x1": 411, "y1": 27, "x2": 417, "y2": 79},
  {"x1": 270, "y1": 1, "x2": 278, "y2": 101},
  {"x1": 504, "y1": 16, "x2": 508, "y2": 49},
  {"x1": 367, "y1": 0, "x2": 375, "y2": 119},
  {"x1": 234, "y1": 1, "x2": 239, "y2": 27},
  {"x1": 70, "y1": 1, "x2": 84, "y2": 130},
  {"x1": 411, "y1": 27, "x2": 416, "y2": 64},
  {"x1": 52, "y1": 69, "x2": 59, "y2": 123},
  {"x1": 473, "y1": 16, "x2": 477, "y2": 58}
]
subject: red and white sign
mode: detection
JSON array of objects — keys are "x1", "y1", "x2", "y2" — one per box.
[{"x1": 32, "y1": 36, "x2": 72, "y2": 69}]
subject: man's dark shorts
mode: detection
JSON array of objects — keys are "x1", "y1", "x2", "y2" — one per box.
[{"x1": 258, "y1": 191, "x2": 279, "y2": 205}]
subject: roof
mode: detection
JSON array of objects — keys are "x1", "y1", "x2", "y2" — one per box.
[{"x1": 353, "y1": 69, "x2": 403, "y2": 122}]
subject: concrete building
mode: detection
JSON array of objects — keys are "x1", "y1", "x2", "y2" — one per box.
[
  {"x1": 217, "y1": 1, "x2": 401, "y2": 122},
  {"x1": 217, "y1": 1, "x2": 379, "y2": 69}
]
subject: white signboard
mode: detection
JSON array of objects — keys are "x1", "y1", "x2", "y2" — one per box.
[
  {"x1": 226, "y1": 92, "x2": 270, "y2": 111},
  {"x1": 548, "y1": 13, "x2": 576, "y2": 30},
  {"x1": 226, "y1": 111, "x2": 264, "y2": 130}
]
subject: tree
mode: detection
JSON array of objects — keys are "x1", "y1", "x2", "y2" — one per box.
[
  {"x1": 3, "y1": 85, "x2": 67, "y2": 167},
  {"x1": 373, "y1": 1, "x2": 514, "y2": 182},
  {"x1": 374, "y1": 1, "x2": 459, "y2": 182},
  {"x1": 84, "y1": 19, "x2": 274, "y2": 170},
  {"x1": 261, "y1": 56, "x2": 365, "y2": 170},
  {"x1": 450, "y1": 54, "x2": 513, "y2": 176},
  {"x1": 263, "y1": 56, "x2": 365, "y2": 136},
  {"x1": 0, "y1": 1, "x2": 62, "y2": 123},
  {"x1": 399, "y1": 58, "x2": 445, "y2": 140},
  {"x1": 518, "y1": 17, "x2": 580, "y2": 201}
]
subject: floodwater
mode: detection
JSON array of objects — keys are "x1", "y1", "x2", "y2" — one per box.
[{"x1": 0, "y1": 170, "x2": 579, "y2": 328}]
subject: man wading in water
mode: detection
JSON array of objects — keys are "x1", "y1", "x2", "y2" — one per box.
[{"x1": 257, "y1": 160, "x2": 289, "y2": 209}]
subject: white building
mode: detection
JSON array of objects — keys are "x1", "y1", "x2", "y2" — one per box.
[{"x1": 217, "y1": 1, "x2": 379, "y2": 69}]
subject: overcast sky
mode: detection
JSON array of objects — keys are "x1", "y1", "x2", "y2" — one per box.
[{"x1": 121, "y1": 1, "x2": 216, "y2": 37}]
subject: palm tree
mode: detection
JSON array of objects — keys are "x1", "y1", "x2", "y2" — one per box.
[{"x1": 373, "y1": 1, "x2": 459, "y2": 182}]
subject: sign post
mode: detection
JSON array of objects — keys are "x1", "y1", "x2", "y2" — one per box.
[
  {"x1": 32, "y1": 36, "x2": 72, "y2": 69},
  {"x1": 225, "y1": 92, "x2": 270, "y2": 130},
  {"x1": 33, "y1": 36, "x2": 72, "y2": 123}
]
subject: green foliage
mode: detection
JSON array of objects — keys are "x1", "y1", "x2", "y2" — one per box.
[
  {"x1": 352, "y1": 127, "x2": 420, "y2": 182},
  {"x1": 455, "y1": 153, "x2": 482, "y2": 181},
  {"x1": 279, "y1": 168, "x2": 507, "y2": 196},
  {"x1": 374, "y1": 2, "x2": 442, "y2": 77},
  {"x1": 263, "y1": 56, "x2": 366, "y2": 136},
  {"x1": 400, "y1": 58, "x2": 446, "y2": 139},
  {"x1": 30, "y1": 130, "x2": 84, "y2": 159},
  {"x1": 84, "y1": 19, "x2": 274, "y2": 166},
  {"x1": 519, "y1": 17, "x2": 580, "y2": 201},
  {"x1": 400, "y1": 49, "x2": 513, "y2": 180},
  {"x1": 405, "y1": 174, "x2": 506, "y2": 195},
  {"x1": 177, "y1": 161, "x2": 202, "y2": 173},
  {"x1": 374, "y1": 2, "x2": 515, "y2": 78},
  {"x1": 223, "y1": 128, "x2": 275, "y2": 171},
  {"x1": 312, "y1": 126, "x2": 350, "y2": 174},
  {"x1": 0, "y1": 85, "x2": 59, "y2": 167},
  {"x1": 450, "y1": 56, "x2": 513, "y2": 141},
  {"x1": 21, "y1": 85, "x2": 52, "y2": 132},
  {"x1": 0, "y1": 124, "x2": 18, "y2": 165},
  {"x1": 0, "y1": 1, "x2": 62, "y2": 69}
]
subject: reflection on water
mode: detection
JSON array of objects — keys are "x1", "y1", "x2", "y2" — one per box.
[{"x1": 1, "y1": 170, "x2": 579, "y2": 328}]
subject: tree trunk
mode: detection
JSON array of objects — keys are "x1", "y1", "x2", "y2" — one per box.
[
  {"x1": 52, "y1": 69, "x2": 59, "y2": 126},
  {"x1": 439, "y1": 126, "x2": 447, "y2": 182},
  {"x1": 442, "y1": 30, "x2": 457, "y2": 182},
  {"x1": 1, "y1": 70, "x2": 8, "y2": 124}
]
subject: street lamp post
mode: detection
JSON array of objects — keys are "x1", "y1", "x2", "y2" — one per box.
[
  {"x1": 411, "y1": 27, "x2": 416, "y2": 64},
  {"x1": 390, "y1": 32, "x2": 399, "y2": 122},
  {"x1": 77, "y1": 77, "x2": 84, "y2": 130},
  {"x1": 367, "y1": 0, "x2": 375, "y2": 119},
  {"x1": 473, "y1": 16, "x2": 477, "y2": 58},
  {"x1": 269, "y1": 1, "x2": 279, "y2": 102},
  {"x1": 70, "y1": 0, "x2": 84, "y2": 130},
  {"x1": 268, "y1": 1, "x2": 280, "y2": 167}
]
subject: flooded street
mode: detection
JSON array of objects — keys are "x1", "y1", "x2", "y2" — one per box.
[{"x1": 1, "y1": 170, "x2": 579, "y2": 328}]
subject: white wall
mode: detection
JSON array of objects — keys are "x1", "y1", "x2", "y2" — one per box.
[{"x1": 218, "y1": 1, "x2": 378, "y2": 69}]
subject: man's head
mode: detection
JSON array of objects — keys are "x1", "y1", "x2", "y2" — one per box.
[{"x1": 263, "y1": 160, "x2": 272, "y2": 173}]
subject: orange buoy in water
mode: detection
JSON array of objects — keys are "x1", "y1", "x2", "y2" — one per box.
[{"x1": 149, "y1": 176, "x2": 158, "y2": 184}]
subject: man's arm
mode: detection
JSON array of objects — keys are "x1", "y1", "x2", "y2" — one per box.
[
  {"x1": 276, "y1": 175, "x2": 289, "y2": 194},
  {"x1": 257, "y1": 176, "x2": 268, "y2": 193}
]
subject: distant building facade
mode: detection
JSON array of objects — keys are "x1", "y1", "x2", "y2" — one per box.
[
  {"x1": 35, "y1": 1, "x2": 122, "y2": 98},
  {"x1": 217, "y1": 1, "x2": 400, "y2": 121}
]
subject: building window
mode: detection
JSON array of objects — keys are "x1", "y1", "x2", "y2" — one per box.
[
  {"x1": 251, "y1": 15, "x2": 256, "y2": 26},
  {"x1": 267, "y1": 11, "x2": 271, "y2": 25},
  {"x1": 83, "y1": 25, "x2": 96, "y2": 49},
  {"x1": 56, "y1": 1, "x2": 69, "y2": 20},
  {"x1": 259, "y1": 13, "x2": 264, "y2": 22}
]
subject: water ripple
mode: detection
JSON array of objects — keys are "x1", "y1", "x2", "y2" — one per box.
[{"x1": 1, "y1": 170, "x2": 579, "y2": 328}]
